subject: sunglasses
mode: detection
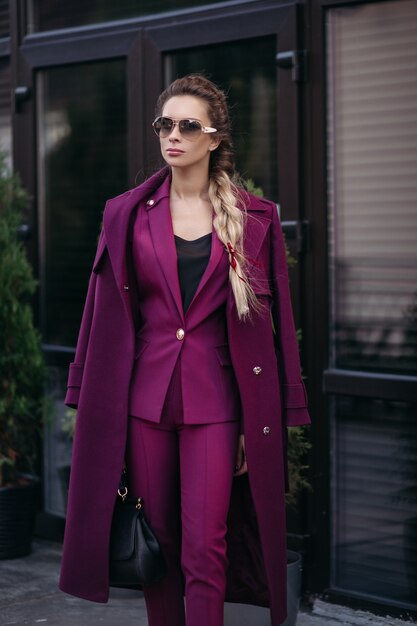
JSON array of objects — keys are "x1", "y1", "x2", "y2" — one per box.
[{"x1": 152, "y1": 116, "x2": 217, "y2": 141}]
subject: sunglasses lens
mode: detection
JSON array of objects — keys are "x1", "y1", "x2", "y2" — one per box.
[
  {"x1": 153, "y1": 117, "x2": 204, "y2": 140},
  {"x1": 154, "y1": 117, "x2": 174, "y2": 137},
  {"x1": 179, "y1": 119, "x2": 202, "y2": 139}
]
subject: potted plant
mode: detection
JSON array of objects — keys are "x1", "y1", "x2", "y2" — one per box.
[
  {"x1": 0, "y1": 153, "x2": 45, "y2": 558},
  {"x1": 58, "y1": 408, "x2": 76, "y2": 505}
]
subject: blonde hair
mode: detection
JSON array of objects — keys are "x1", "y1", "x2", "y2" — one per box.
[{"x1": 156, "y1": 74, "x2": 261, "y2": 320}]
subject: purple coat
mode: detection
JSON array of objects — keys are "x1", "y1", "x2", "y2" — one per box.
[{"x1": 59, "y1": 167, "x2": 310, "y2": 626}]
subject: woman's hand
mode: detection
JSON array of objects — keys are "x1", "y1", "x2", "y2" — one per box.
[{"x1": 234, "y1": 434, "x2": 248, "y2": 476}]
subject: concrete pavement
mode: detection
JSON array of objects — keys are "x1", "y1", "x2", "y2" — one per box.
[{"x1": 0, "y1": 541, "x2": 414, "y2": 626}]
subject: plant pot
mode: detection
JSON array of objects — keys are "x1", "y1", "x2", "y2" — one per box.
[
  {"x1": 282, "y1": 550, "x2": 302, "y2": 626},
  {"x1": 224, "y1": 550, "x2": 302, "y2": 625},
  {"x1": 0, "y1": 476, "x2": 40, "y2": 559}
]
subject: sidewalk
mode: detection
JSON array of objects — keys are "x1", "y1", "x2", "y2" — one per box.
[{"x1": 0, "y1": 540, "x2": 413, "y2": 626}]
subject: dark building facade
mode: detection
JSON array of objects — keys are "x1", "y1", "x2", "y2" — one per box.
[{"x1": 1, "y1": 0, "x2": 416, "y2": 618}]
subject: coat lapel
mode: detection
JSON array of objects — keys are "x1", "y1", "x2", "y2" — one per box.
[{"x1": 103, "y1": 167, "x2": 171, "y2": 324}]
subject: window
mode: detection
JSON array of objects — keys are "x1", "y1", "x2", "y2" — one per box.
[
  {"x1": 0, "y1": 58, "x2": 11, "y2": 162},
  {"x1": 327, "y1": 0, "x2": 417, "y2": 609},
  {"x1": 0, "y1": 0, "x2": 9, "y2": 38},
  {"x1": 37, "y1": 60, "x2": 128, "y2": 348}
]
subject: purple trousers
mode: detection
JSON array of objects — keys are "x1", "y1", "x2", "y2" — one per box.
[{"x1": 126, "y1": 359, "x2": 239, "y2": 626}]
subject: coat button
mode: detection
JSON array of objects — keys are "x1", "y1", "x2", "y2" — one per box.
[
  {"x1": 146, "y1": 198, "x2": 155, "y2": 206},
  {"x1": 263, "y1": 426, "x2": 270, "y2": 436},
  {"x1": 176, "y1": 328, "x2": 185, "y2": 341},
  {"x1": 123, "y1": 284, "x2": 129, "y2": 291},
  {"x1": 253, "y1": 366, "x2": 262, "y2": 375}
]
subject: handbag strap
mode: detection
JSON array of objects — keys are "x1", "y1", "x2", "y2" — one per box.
[
  {"x1": 117, "y1": 467, "x2": 143, "y2": 510},
  {"x1": 117, "y1": 467, "x2": 128, "y2": 502}
]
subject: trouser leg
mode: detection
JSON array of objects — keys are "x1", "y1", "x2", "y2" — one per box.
[
  {"x1": 126, "y1": 416, "x2": 185, "y2": 626},
  {"x1": 179, "y1": 421, "x2": 239, "y2": 626}
]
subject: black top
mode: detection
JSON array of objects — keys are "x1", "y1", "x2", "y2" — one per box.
[{"x1": 174, "y1": 232, "x2": 212, "y2": 313}]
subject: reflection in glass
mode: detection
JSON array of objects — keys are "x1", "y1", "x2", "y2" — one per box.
[
  {"x1": 327, "y1": 0, "x2": 417, "y2": 375},
  {"x1": 0, "y1": 59, "x2": 11, "y2": 164},
  {"x1": 32, "y1": 0, "x2": 226, "y2": 31},
  {"x1": 37, "y1": 60, "x2": 127, "y2": 347},
  {"x1": 331, "y1": 395, "x2": 417, "y2": 607},
  {"x1": 166, "y1": 36, "x2": 278, "y2": 202},
  {"x1": 0, "y1": 0, "x2": 9, "y2": 38}
]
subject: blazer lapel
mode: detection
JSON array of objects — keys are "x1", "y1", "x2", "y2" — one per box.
[{"x1": 147, "y1": 183, "x2": 185, "y2": 323}]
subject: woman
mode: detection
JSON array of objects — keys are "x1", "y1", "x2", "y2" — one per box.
[{"x1": 59, "y1": 75, "x2": 310, "y2": 626}]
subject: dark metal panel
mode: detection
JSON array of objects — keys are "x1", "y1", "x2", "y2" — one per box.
[
  {"x1": 146, "y1": 4, "x2": 292, "y2": 50},
  {"x1": 10, "y1": 1, "x2": 38, "y2": 278},
  {"x1": 323, "y1": 369, "x2": 417, "y2": 402},
  {"x1": 16, "y1": 0, "x2": 293, "y2": 68},
  {"x1": 140, "y1": 29, "x2": 164, "y2": 177},
  {"x1": 302, "y1": 0, "x2": 332, "y2": 595},
  {"x1": 126, "y1": 31, "x2": 144, "y2": 187},
  {"x1": 20, "y1": 27, "x2": 139, "y2": 68}
]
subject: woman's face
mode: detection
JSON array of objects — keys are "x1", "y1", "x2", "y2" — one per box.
[{"x1": 158, "y1": 95, "x2": 219, "y2": 170}]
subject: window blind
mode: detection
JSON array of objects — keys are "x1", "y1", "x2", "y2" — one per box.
[{"x1": 327, "y1": 0, "x2": 417, "y2": 376}]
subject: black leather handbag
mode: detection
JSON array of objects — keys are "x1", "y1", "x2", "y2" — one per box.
[{"x1": 109, "y1": 471, "x2": 166, "y2": 587}]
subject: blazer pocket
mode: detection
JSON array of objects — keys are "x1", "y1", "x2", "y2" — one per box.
[
  {"x1": 134, "y1": 336, "x2": 150, "y2": 360},
  {"x1": 215, "y1": 344, "x2": 232, "y2": 367}
]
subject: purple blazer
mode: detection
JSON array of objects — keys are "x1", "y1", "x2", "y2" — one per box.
[
  {"x1": 128, "y1": 176, "x2": 240, "y2": 424},
  {"x1": 60, "y1": 167, "x2": 310, "y2": 626}
]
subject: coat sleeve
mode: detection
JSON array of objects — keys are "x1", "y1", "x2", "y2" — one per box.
[
  {"x1": 269, "y1": 202, "x2": 311, "y2": 427},
  {"x1": 65, "y1": 229, "x2": 107, "y2": 409}
]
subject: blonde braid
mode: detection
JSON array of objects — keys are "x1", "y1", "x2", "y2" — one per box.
[{"x1": 209, "y1": 172, "x2": 261, "y2": 320}]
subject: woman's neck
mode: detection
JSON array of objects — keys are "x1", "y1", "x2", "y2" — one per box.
[{"x1": 170, "y1": 166, "x2": 210, "y2": 201}]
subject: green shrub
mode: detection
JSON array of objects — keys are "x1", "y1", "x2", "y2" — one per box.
[{"x1": 0, "y1": 153, "x2": 45, "y2": 487}]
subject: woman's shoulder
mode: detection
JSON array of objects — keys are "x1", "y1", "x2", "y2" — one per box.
[{"x1": 105, "y1": 167, "x2": 170, "y2": 209}]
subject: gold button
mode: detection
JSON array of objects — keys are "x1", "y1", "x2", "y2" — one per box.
[
  {"x1": 253, "y1": 366, "x2": 262, "y2": 375},
  {"x1": 263, "y1": 426, "x2": 270, "y2": 435},
  {"x1": 176, "y1": 328, "x2": 185, "y2": 341},
  {"x1": 123, "y1": 284, "x2": 129, "y2": 291},
  {"x1": 146, "y1": 198, "x2": 155, "y2": 206}
]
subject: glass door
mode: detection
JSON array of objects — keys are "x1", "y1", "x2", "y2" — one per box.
[
  {"x1": 325, "y1": 0, "x2": 417, "y2": 609},
  {"x1": 36, "y1": 60, "x2": 128, "y2": 516},
  {"x1": 17, "y1": 23, "x2": 138, "y2": 518}
]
